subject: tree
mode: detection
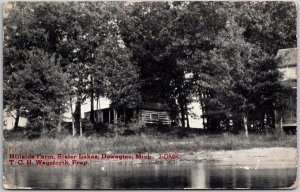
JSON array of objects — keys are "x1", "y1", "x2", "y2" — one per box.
[
  {"x1": 96, "y1": 35, "x2": 141, "y2": 124},
  {"x1": 119, "y1": 2, "x2": 191, "y2": 128},
  {"x1": 54, "y1": 2, "x2": 130, "y2": 132},
  {"x1": 165, "y1": 2, "x2": 230, "y2": 130},
  {"x1": 4, "y1": 1, "x2": 296, "y2": 135},
  {"x1": 4, "y1": 2, "x2": 35, "y2": 129},
  {"x1": 10, "y1": 49, "x2": 69, "y2": 133},
  {"x1": 234, "y1": 2, "x2": 296, "y2": 133}
]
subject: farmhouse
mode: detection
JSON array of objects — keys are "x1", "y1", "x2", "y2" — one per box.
[
  {"x1": 84, "y1": 102, "x2": 172, "y2": 126},
  {"x1": 275, "y1": 48, "x2": 297, "y2": 134}
]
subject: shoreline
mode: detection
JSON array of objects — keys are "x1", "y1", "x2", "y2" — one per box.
[
  {"x1": 184, "y1": 147, "x2": 297, "y2": 169},
  {"x1": 4, "y1": 147, "x2": 297, "y2": 169},
  {"x1": 96, "y1": 147, "x2": 297, "y2": 169}
]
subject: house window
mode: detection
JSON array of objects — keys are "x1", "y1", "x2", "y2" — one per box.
[{"x1": 150, "y1": 114, "x2": 159, "y2": 120}]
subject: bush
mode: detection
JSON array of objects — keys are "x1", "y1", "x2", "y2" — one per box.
[{"x1": 127, "y1": 118, "x2": 146, "y2": 134}]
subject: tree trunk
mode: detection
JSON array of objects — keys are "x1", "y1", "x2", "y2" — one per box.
[
  {"x1": 179, "y1": 98, "x2": 185, "y2": 130},
  {"x1": 57, "y1": 111, "x2": 62, "y2": 132},
  {"x1": 80, "y1": 119, "x2": 83, "y2": 137},
  {"x1": 90, "y1": 76, "x2": 96, "y2": 125},
  {"x1": 185, "y1": 100, "x2": 190, "y2": 129},
  {"x1": 274, "y1": 109, "x2": 283, "y2": 133},
  {"x1": 270, "y1": 108, "x2": 276, "y2": 130},
  {"x1": 114, "y1": 108, "x2": 118, "y2": 123},
  {"x1": 206, "y1": 116, "x2": 211, "y2": 132},
  {"x1": 96, "y1": 96, "x2": 99, "y2": 110},
  {"x1": 13, "y1": 108, "x2": 20, "y2": 129},
  {"x1": 70, "y1": 98, "x2": 76, "y2": 136},
  {"x1": 198, "y1": 88, "x2": 207, "y2": 129},
  {"x1": 57, "y1": 118, "x2": 62, "y2": 132},
  {"x1": 72, "y1": 116, "x2": 76, "y2": 136},
  {"x1": 243, "y1": 114, "x2": 249, "y2": 137},
  {"x1": 199, "y1": 92, "x2": 206, "y2": 129},
  {"x1": 90, "y1": 95, "x2": 95, "y2": 125},
  {"x1": 74, "y1": 100, "x2": 81, "y2": 135}
]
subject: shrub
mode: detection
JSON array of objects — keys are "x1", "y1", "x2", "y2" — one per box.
[{"x1": 127, "y1": 118, "x2": 146, "y2": 134}]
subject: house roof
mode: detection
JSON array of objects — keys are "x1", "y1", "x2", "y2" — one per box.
[
  {"x1": 138, "y1": 102, "x2": 171, "y2": 111},
  {"x1": 84, "y1": 102, "x2": 171, "y2": 113},
  {"x1": 84, "y1": 108, "x2": 109, "y2": 114},
  {"x1": 275, "y1": 48, "x2": 297, "y2": 67}
]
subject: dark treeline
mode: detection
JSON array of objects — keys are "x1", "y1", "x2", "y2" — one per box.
[{"x1": 3, "y1": 2, "x2": 296, "y2": 136}]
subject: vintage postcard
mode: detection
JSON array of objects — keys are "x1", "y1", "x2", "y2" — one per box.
[{"x1": 2, "y1": 1, "x2": 297, "y2": 189}]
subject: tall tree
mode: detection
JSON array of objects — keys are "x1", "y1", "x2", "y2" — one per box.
[
  {"x1": 9, "y1": 49, "x2": 69, "y2": 133},
  {"x1": 119, "y1": 2, "x2": 189, "y2": 127},
  {"x1": 165, "y1": 2, "x2": 229, "y2": 130},
  {"x1": 96, "y1": 35, "x2": 141, "y2": 124}
]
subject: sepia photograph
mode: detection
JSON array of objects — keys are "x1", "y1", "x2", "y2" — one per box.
[{"x1": 2, "y1": 1, "x2": 297, "y2": 189}]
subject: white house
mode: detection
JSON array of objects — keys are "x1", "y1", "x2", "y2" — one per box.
[{"x1": 3, "y1": 110, "x2": 27, "y2": 130}]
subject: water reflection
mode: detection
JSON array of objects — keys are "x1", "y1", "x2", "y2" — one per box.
[
  {"x1": 4, "y1": 163, "x2": 296, "y2": 189},
  {"x1": 198, "y1": 164, "x2": 296, "y2": 189}
]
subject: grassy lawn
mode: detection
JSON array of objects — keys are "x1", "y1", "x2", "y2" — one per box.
[{"x1": 3, "y1": 132, "x2": 297, "y2": 156}]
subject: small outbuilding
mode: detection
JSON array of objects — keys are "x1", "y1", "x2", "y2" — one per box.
[{"x1": 84, "y1": 102, "x2": 172, "y2": 126}]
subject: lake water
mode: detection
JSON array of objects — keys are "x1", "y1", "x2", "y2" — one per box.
[{"x1": 4, "y1": 163, "x2": 296, "y2": 189}]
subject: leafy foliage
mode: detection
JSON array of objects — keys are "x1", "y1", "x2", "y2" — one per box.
[{"x1": 3, "y1": 1, "x2": 296, "y2": 135}]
